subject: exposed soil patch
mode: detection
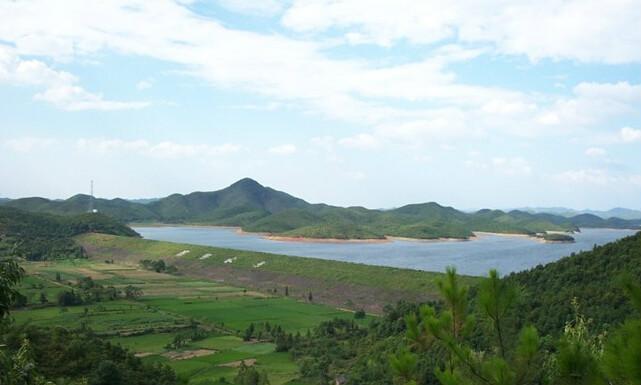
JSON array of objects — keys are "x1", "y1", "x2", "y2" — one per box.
[
  {"x1": 219, "y1": 358, "x2": 257, "y2": 368},
  {"x1": 162, "y1": 349, "x2": 216, "y2": 360}
]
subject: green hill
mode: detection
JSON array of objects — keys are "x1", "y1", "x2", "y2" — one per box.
[
  {"x1": 0, "y1": 206, "x2": 138, "y2": 260},
  {"x1": 5, "y1": 178, "x2": 640, "y2": 240},
  {"x1": 5, "y1": 194, "x2": 158, "y2": 222},
  {"x1": 507, "y1": 230, "x2": 641, "y2": 336}
]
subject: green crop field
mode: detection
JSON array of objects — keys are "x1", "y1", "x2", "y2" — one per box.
[
  {"x1": 12, "y1": 259, "x2": 370, "y2": 385},
  {"x1": 139, "y1": 296, "x2": 365, "y2": 333}
]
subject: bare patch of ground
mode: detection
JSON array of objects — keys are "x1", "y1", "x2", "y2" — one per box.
[
  {"x1": 219, "y1": 358, "x2": 257, "y2": 368},
  {"x1": 162, "y1": 349, "x2": 216, "y2": 360}
]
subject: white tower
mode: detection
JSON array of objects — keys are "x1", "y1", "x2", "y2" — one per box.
[{"x1": 89, "y1": 180, "x2": 98, "y2": 213}]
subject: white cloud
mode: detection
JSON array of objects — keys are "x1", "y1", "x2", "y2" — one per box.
[
  {"x1": 3, "y1": 137, "x2": 57, "y2": 152},
  {"x1": 218, "y1": 0, "x2": 284, "y2": 16},
  {"x1": 282, "y1": 0, "x2": 641, "y2": 63},
  {"x1": 620, "y1": 127, "x2": 641, "y2": 143},
  {"x1": 76, "y1": 138, "x2": 241, "y2": 159},
  {"x1": 585, "y1": 147, "x2": 606, "y2": 157},
  {"x1": 136, "y1": 79, "x2": 153, "y2": 90},
  {"x1": 536, "y1": 82, "x2": 641, "y2": 128},
  {"x1": 0, "y1": 1, "x2": 542, "y2": 140},
  {"x1": 310, "y1": 136, "x2": 336, "y2": 152},
  {"x1": 465, "y1": 156, "x2": 532, "y2": 176},
  {"x1": 343, "y1": 170, "x2": 366, "y2": 181},
  {"x1": 268, "y1": 144, "x2": 297, "y2": 155},
  {"x1": 0, "y1": 1, "x2": 638, "y2": 146},
  {"x1": 0, "y1": 45, "x2": 149, "y2": 111},
  {"x1": 491, "y1": 157, "x2": 532, "y2": 176},
  {"x1": 553, "y1": 169, "x2": 615, "y2": 185},
  {"x1": 338, "y1": 133, "x2": 379, "y2": 150}
]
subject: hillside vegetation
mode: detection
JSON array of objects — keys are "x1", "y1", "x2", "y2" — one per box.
[
  {"x1": 5, "y1": 178, "x2": 640, "y2": 240},
  {"x1": 0, "y1": 206, "x2": 138, "y2": 260},
  {"x1": 507, "y1": 230, "x2": 641, "y2": 336}
]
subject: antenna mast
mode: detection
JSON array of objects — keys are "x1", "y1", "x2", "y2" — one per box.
[{"x1": 89, "y1": 180, "x2": 95, "y2": 213}]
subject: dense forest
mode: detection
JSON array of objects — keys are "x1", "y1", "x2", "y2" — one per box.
[
  {"x1": 1, "y1": 324, "x2": 178, "y2": 385},
  {"x1": 4, "y1": 178, "x2": 639, "y2": 240},
  {"x1": 507, "y1": 231, "x2": 641, "y2": 336},
  {"x1": 0, "y1": 206, "x2": 138, "y2": 261}
]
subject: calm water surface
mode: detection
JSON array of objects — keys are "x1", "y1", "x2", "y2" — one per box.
[{"x1": 133, "y1": 226, "x2": 637, "y2": 276}]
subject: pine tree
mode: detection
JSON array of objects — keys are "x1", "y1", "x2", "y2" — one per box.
[
  {"x1": 601, "y1": 276, "x2": 641, "y2": 385},
  {"x1": 394, "y1": 268, "x2": 542, "y2": 385}
]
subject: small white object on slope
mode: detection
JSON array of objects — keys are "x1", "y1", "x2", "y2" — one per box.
[
  {"x1": 175, "y1": 250, "x2": 190, "y2": 257},
  {"x1": 199, "y1": 253, "x2": 212, "y2": 260},
  {"x1": 253, "y1": 261, "x2": 266, "y2": 268},
  {"x1": 224, "y1": 257, "x2": 238, "y2": 264}
]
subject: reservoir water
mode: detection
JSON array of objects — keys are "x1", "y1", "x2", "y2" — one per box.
[{"x1": 133, "y1": 226, "x2": 637, "y2": 276}]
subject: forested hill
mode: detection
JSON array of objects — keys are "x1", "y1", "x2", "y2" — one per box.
[
  {"x1": 0, "y1": 206, "x2": 138, "y2": 260},
  {"x1": 3, "y1": 178, "x2": 640, "y2": 240},
  {"x1": 507, "y1": 230, "x2": 641, "y2": 336}
]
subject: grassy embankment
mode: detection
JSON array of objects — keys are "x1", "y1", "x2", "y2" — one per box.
[
  {"x1": 76, "y1": 233, "x2": 479, "y2": 312},
  {"x1": 13, "y1": 259, "x2": 371, "y2": 385}
]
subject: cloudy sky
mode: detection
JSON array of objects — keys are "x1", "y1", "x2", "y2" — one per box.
[{"x1": 1, "y1": 0, "x2": 640, "y2": 210}]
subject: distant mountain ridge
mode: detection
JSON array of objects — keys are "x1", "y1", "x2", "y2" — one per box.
[
  {"x1": 5, "y1": 178, "x2": 641, "y2": 240},
  {"x1": 517, "y1": 206, "x2": 641, "y2": 220}
]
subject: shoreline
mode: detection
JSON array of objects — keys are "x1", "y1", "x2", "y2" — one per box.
[
  {"x1": 131, "y1": 223, "x2": 578, "y2": 244},
  {"x1": 129, "y1": 223, "x2": 242, "y2": 230},
  {"x1": 472, "y1": 231, "x2": 534, "y2": 239},
  {"x1": 264, "y1": 235, "x2": 390, "y2": 244},
  {"x1": 386, "y1": 235, "x2": 474, "y2": 243}
]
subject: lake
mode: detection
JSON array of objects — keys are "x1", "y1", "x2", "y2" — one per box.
[{"x1": 133, "y1": 226, "x2": 637, "y2": 276}]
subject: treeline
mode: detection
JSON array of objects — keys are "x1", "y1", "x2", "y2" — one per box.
[
  {"x1": 0, "y1": 206, "x2": 138, "y2": 261},
  {"x1": 242, "y1": 321, "x2": 297, "y2": 352},
  {"x1": 15, "y1": 276, "x2": 143, "y2": 309},
  {"x1": 1, "y1": 324, "x2": 177, "y2": 385},
  {"x1": 140, "y1": 259, "x2": 178, "y2": 274},
  {"x1": 56, "y1": 277, "x2": 143, "y2": 307}
]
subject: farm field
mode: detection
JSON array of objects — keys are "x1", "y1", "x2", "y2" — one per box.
[{"x1": 13, "y1": 259, "x2": 369, "y2": 385}]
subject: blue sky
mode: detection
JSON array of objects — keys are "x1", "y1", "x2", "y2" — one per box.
[{"x1": 1, "y1": 0, "x2": 640, "y2": 210}]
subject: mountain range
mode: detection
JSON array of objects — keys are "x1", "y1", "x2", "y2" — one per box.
[
  {"x1": 515, "y1": 207, "x2": 641, "y2": 220},
  {"x1": 2, "y1": 178, "x2": 640, "y2": 240}
]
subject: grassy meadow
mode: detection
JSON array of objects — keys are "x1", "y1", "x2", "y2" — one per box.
[{"x1": 13, "y1": 259, "x2": 370, "y2": 385}]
